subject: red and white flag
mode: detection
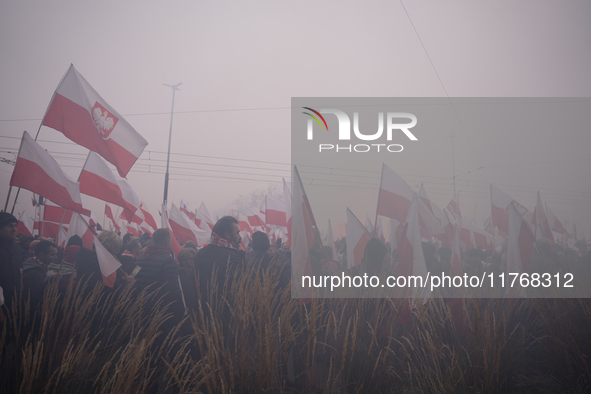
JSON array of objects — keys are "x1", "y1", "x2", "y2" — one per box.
[
  {"x1": 43, "y1": 64, "x2": 147, "y2": 177},
  {"x1": 376, "y1": 164, "x2": 443, "y2": 239},
  {"x1": 65, "y1": 212, "x2": 95, "y2": 249},
  {"x1": 125, "y1": 224, "x2": 139, "y2": 238},
  {"x1": 395, "y1": 194, "x2": 430, "y2": 300},
  {"x1": 10, "y1": 131, "x2": 83, "y2": 213},
  {"x1": 346, "y1": 208, "x2": 372, "y2": 269},
  {"x1": 376, "y1": 163, "x2": 414, "y2": 224},
  {"x1": 507, "y1": 202, "x2": 535, "y2": 297},
  {"x1": 238, "y1": 212, "x2": 253, "y2": 235},
  {"x1": 104, "y1": 204, "x2": 121, "y2": 232},
  {"x1": 17, "y1": 212, "x2": 34, "y2": 236},
  {"x1": 179, "y1": 200, "x2": 196, "y2": 220},
  {"x1": 532, "y1": 192, "x2": 553, "y2": 242},
  {"x1": 490, "y1": 184, "x2": 531, "y2": 236},
  {"x1": 139, "y1": 202, "x2": 158, "y2": 232},
  {"x1": 266, "y1": 195, "x2": 287, "y2": 227},
  {"x1": 292, "y1": 166, "x2": 320, "y2": 299},
  {"x1": 198, "y1": 202, "x2": 215, "y2": 230},
  {"x1": 160, "y1": 204, "x2": 182, "y2": 259},
  {"x1": 419, "y1": 183, "x2": 452, "y2": 246},
  {"x1": 284, "y1": 178, "x2": 292, "y2": 245},
  {"x1": 245, "y1": 206, "x2": 265, "y2": 228},
  {"x1": 169, "y1": 204, "x2": 210, "y2": 246},
  {"x1": 79, "y1": 152, "x2": 141, "y2": 213},
  {"x1": 545, "y1": 203, "x2": 566, "y2": 235},
  {"x1": 94, "y1": 235, "x2": 122, "y2": 288},
  {"x1": 395, "y1": 194, "x2": 430, "y2": 326}
]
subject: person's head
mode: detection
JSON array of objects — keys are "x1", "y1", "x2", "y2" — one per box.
[
  {"x1": 122, "y1": 233, "x2": 135, "y2": 246},
  {"x1": 97, "y1": 231, "x2": 123, "y2": 257},
  {"x1": 0, "y1": 212, "x2": 18, "y2": 243},
  {"x1": 280, "y1": 242, "x2": 290, "y2": 253},
  {"x1": 183, "y1": 240, "x2": 198, "y2": 251},
  {"x1": 35, "y1": 240, "x2": 58, "y2": 265},
  {"x1": 66, "y1": 234, "x2": 83, "y2": 248},
  {"x1": 152, "y1": 228, "x2": 172, "y2": 248},
  {"x1": 251, "y1": 231, "x2": 270, "y2": 252},
  {"x1": 126, "y1": 239, "x2": 142, "y2": 257},
  {"x1": 178, "y1": 247, "x2": 197, "y2": 266},
  {"x1": 212, "y1": 216, "x2": 240, "y2": 248},
  {"x1": 268, "y1": 244, "x2": 277, "y2": 256}
]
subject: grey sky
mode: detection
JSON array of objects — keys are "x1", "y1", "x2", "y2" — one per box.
[{"x1": 1, "y1": 1, "x2": 590, "y2": 236}]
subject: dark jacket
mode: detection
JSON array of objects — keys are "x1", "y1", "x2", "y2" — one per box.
[
  {"x1": 0, "y1": 239, "x2": 23, "y2": 309},
  {"x1": 134, "y1": 246, "x2": 184, "y2": 317},
  {"x1": 194, "y1": 244, "x2": 245, "y2": 300},
  {"x1": 76, "y1": 247, "x2": 103, "y2": 291},
  {"x1": 22, "y1": 256, "x2": 47, "y2": 306}
]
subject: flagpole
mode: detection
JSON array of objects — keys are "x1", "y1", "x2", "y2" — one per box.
[
  {"x1": 162, "y1": 82, "x2": 182, "y2": 205},
  {"x1": 3, "y1": 186, "x2": 12, "y2": 212},
  {"x1": 11, "y1": 67, "x2": 71, "y2": 215}
]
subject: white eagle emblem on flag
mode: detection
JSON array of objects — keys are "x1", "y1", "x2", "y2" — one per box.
[{"x1": 91, "y1": 102, "x2": 118, "y2": 139}]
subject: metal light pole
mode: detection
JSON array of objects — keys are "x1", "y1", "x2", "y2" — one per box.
[{"x1": 162, "y1": 82, "x2": 182, "y2": 205}]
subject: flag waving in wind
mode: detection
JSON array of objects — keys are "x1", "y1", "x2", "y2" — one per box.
[
  {"x1": 10, "y1": 131, "x2": 84, "y2": 213},
  {"x1": 43, "y1": 64, "x2": 148, "y2": 177}
]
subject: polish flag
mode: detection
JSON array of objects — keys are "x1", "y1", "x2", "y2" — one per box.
[
  {"x1": 506, "y1": 202, "x2": 535, "y2": 297},
  {"x1": 283, "y1": 178, "x2": 292, "y2": 245},
  {"x1": 10, "y1": 131, "x2": 83, "y2": 213},
  {"x1": 346, "y1": 208, "x2": 372, "y2": 269},
  {"x1": 490, "y1": 184, "x2": 531, "y2": 236},
  {"x1": 376, "y1": 163, "x2": 414, "y2": 224},
  {"x1": 532, "y1": 192, "x2": 553, "y2": 242},
  {"x1": 238, "y1": 212, "x2": 253, "y2": 235},
  {"x1": 179, "y1": 200, "x2": 196, "y2": 220},
  {"x1": 323, "y1": 219, "x2": 337, "y2": 261},
  {"x1": 121, "y1": 205, "x2": 145, "y2": 226},
  {"x1": 65, "y1": 212, "x2": 95, "y2": 249},
  {"x1": 57, "y1": 225, "x2": 69, "y2": 248},
  {"x1": 104, "y1": 204, "x2": 121, "y2": 232},
  {"x1": 198, "y1": 203, "x2": 215, "y2": 229},
  {"x1": 79, "y1": 152, "x2": 141, "y2": 213},
  {"x1": 169, "y1": 204, "x2": 210, "y2": 246},
  {"x1": 376, "y1": 164, "x2": 443, "y2": 239},
  {"x1": 545, "y1": 203, "x2": 566, "y2": 235},
  {"x1": 125, "y1": 224, "x2": 139, "y2": 238},
  {"x1": 245, "y1": 206, "x2": 266, "y2": 228},
  {"x1": 292, "y1": 166, "x2": 320, "y2": 299},
  {"x1": 160, "y1": 204, "x2": 182, "y2": 260},
  {"x1": 395, "y1": 194, "x2": 430, "y2": 300},
  {"x1": 94, "y1": 235, "x2": 122, "y2": 288},
  {"x1": 395, "y1": 195, "x2": 430, "y2": 326},
  {"x1": 42, "y1": 64, "x2": 147, "y2": 177},
  {"x1": 266, "y1": 195, "x2": 287, "y2": 227},
  {"x1": 139, "y1": 202, "x2": 158, "y2": 232},
  {"x1": 17, "y1": 212, "x2": 34, "y2": 236}
]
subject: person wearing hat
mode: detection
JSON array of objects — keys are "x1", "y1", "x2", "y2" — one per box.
[{"x1": 0, "y1": 212, "x2": 23, "y2": 312}]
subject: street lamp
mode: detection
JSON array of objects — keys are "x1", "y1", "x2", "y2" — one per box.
[{"x1": 162, "y1": 82, "x2": 182, "y2": 205}]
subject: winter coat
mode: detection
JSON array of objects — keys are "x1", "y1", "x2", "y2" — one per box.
[
  {"x1": 0, "y1": 239, "x2": 23, "y2": 309},
  {"x1": 134, "y1": 248, "x2": 184, "y2": 317}
]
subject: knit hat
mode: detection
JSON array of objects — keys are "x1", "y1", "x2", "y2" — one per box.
[{"x1": 0, "y1": 212, "x2": 18, "y2": 228}]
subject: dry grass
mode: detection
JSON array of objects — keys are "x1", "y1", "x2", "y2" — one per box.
[{"x1": 1, "y1": 263, "x2": 591, "y2": 393}]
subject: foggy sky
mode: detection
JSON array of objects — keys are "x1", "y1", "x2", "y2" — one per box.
[{"x1": 1, "y1": 1, "x2": 590, "y2": 236}]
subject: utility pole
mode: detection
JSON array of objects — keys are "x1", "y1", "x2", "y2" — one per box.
[
  {"x1": 162, "y1": 82, "x2": 182, "y2": 205},
  {"x1": 450, "y1": 133, "x2": 457, "y2": 197}
]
